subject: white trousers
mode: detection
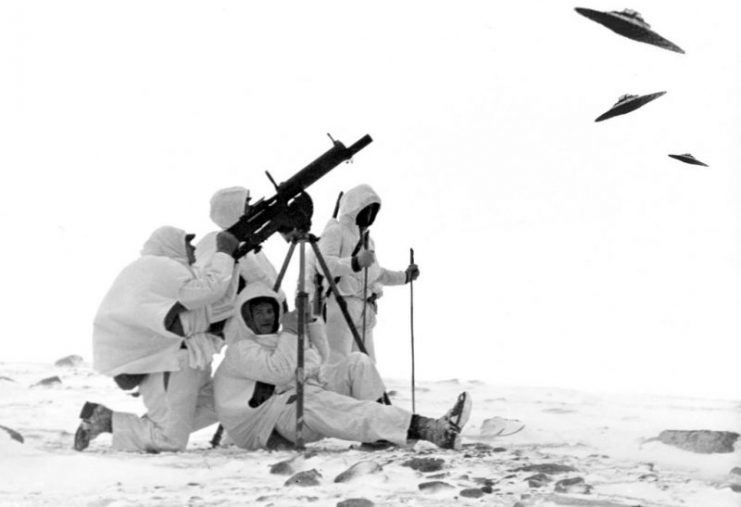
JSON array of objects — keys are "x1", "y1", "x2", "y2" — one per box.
[
  {"x1": 325, "y1": 296, "x2": 378, "y2": 363},
  {"x1": 111, "y1": 351, "x2": 217, "y2": 452},
  {"x1": 273, "y1": 353, "x2": 411, "y2": 446}
]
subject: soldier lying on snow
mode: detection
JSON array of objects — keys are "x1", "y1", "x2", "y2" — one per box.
[
  {"x1": 74, "y1": 226, "x2": 239, "y2": 452},
  {"x1": 213, "y1": 283, "x2": 472, "y2": 451}
]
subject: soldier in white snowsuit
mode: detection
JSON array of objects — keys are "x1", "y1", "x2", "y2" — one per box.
[
  {"x1": 316, "y1": 184, "x2": 419, "y2": 363},
  {"x1": 74, "y1": 226, "x2": 238, "y2": 452},
  {"x1": 213, "y1": 284, "x2": 471, "y2": 450},
  {"x1": 195, "y1": 186, "x2": 286, "y2": 322}
]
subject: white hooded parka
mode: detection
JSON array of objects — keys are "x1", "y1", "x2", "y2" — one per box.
[
  {"x1": 317, "y1": 184, "x2": 407, "y2": 299},
  {"x1": 213, "y1": 284, "x2": 324, "y2": 449},
  {"x1": 93, "y1": 226, "x2": 235, "y2": 376}
]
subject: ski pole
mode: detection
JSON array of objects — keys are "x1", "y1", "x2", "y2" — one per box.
[
  {"x1": 410, "y1": 248, "x2": 416, "y2": 413},
  {"x1": 361, "y1": 230, "x2": 370, "y2": 346}
]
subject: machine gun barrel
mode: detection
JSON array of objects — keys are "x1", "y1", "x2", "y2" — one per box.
[
  {"x1": 277, "y1": 134, "x2": 372, "y2": 197},
  {"x1": 228, "y1": 134, "x2": 373, "y2": 258}
]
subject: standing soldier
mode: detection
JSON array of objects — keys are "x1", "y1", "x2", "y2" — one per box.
[{"x1": 317, "y1": 183, "x2": 419, "y2": 363}]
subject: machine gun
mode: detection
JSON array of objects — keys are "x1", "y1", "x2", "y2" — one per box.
[{"x1": 228, "y1": 134, "x2": 373, "y2": 258}]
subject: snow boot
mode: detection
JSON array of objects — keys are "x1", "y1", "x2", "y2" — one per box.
[
  {"x1": 266, "y1": 430, "x2": 295, "y2": 451},
  {"x1": 73, "y1": 401, "x2": 113, "y2": 451},
  {"x1": 412, "y1": 415, "x2": 461, "y2": 450},
  {"x1": 408, "y1": 392, "x2": 472, "y2": 450},
  {"x1": 443, "y1": 391, "x2": 472, "y2": 432}
]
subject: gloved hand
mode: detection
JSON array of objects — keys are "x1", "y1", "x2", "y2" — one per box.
[
  {"x1": 281, "y1": 310, "x2": 299, "y2": 335},
  {"x1": 186, "y1": 333, "x2": 222, "y2": 370},
  {"x1": 305, "y1": 362, "x2": 328, "y2": 388},
  {"x1": 216, "y1": 231, "x2": 239, "y2": 256},
  {"x1": 405, "y1": 263, "x2": 420, "y2": 283},
  {"x1": 352, "y1": 249, "x2": 376, "y2": 272},
  {"x1": 303, "y1": 348, "x2": 328, "y2": 386}
]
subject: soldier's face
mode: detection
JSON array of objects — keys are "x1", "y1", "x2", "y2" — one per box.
[
  {"x1": 356, "y1": 203, "x2": 379, "y2": 228},
  {"x1": 247, "y1": 302, "x2": 276, "y2": 334}
]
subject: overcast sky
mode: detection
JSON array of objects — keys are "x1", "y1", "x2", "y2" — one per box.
[{"x1": 2, "y1": 1, "x2": 739, "y2": 399}]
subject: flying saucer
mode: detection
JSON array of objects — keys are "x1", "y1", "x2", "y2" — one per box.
[
  {"x1": 575, "y1": 7, "x2": 685, "y2": 54},
  {"x1": 594, "y1": 91, "x2": 666, "y2": 122},
  {"x1": 668, "y1": 153, "x2": 709, "y2": 167}
]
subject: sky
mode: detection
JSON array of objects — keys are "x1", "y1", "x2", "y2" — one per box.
[{"x1": 1, "y1": 1, "x2": 740, "y2": 400}]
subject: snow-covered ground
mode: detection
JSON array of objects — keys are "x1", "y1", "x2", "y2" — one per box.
[{"x1": 1, "y1": 360, "x2": 739, "y2": 507}]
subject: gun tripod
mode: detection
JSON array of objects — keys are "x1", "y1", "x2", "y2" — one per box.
[{"x1": 271, "y1": 230, "x2": 391, "y2": 450}]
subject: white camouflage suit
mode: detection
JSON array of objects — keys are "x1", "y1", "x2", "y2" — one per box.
[
  {"x1": 213, "y1": 284, "x2": 412, "y2": 450},
  {"x1": 195, "y1": 186, "x2": 286, "y2": 323},
  {"x1": 315, "y1": 184, "x2": 408, "y2": 363},
  {"x1": 93, "y1": 226, "x2": 235, "y2": 452}
]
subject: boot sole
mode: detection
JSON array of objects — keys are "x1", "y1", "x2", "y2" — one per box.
[
  {"x1": 79, "y1": 401, "x2": 97, "y2": 419},
  {"x1": 449, "y1": 392, "x2": 472, "y2": 431}
]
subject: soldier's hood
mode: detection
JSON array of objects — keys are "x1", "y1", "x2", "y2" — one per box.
[
  {"x1": 140, "y1": 226, "x2": 193, "y2": 266},
  {"x1": 338, "y1": 184, "x2": 382, "y2": 224},
  {"x1": 235, "y1": 283, "x2": 283, "y2": 335}
]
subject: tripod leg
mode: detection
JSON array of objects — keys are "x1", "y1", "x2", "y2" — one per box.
[
  {"x1": 308, "y1": 237, "x2": 391, "y2": 405},
  {"x1": 308, "y1": 239, "x2": 368, "y2": 355},
  {"x1": 273, "y1": 239, "x2": 297, "y2": 293},
  {"x1": 295, "y1": 240, "x2": 307, "y2": 450},
  {"x1": 210, "y1": 425, "x2": 225, "y2": 448}
]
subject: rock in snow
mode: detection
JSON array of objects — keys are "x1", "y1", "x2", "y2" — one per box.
[
  {"x1": 334, "y1": 460, "x2": 382, "y2": 483},
  {"x1": 554, "y1": 476, "x2": 592, "y2": 493},
  {"x1": 525, "y1": 473, "x2": 551, "y2": 488},
  {"x1": 656, "y1": 430, "x2": 739, "y2": 454},
  {"x1": 336, "y1": 499, "x2": 374, "y2": 507},
  {"x1": 270, "y1": 454, "x2": 307, "y2": 476},
  {"x1": 54, "y1": 355, "x2": 84, "y2": 368},
  {"x1": 0, "y1": 425, "x2": 24, "y2": 443},
  {"x1": 459, "y1": 487, "x2": 485, "y2": 498},
  {"x1": 284, "y1": 469, "x2": 322, "y2": 487},
  {"x1": 418, "y1": 481, "x2": 454, "y2": 493},
  {"x1": 32, "y1": 376, "x2": 62, "y2": 387},
  {"x1": 402, "y1": 457, "x2": 445, "y2": 472}
]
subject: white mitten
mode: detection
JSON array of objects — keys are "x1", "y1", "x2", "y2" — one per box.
[{"x1": 186, "y1": 332, "x2": 222, "y2": 369}]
